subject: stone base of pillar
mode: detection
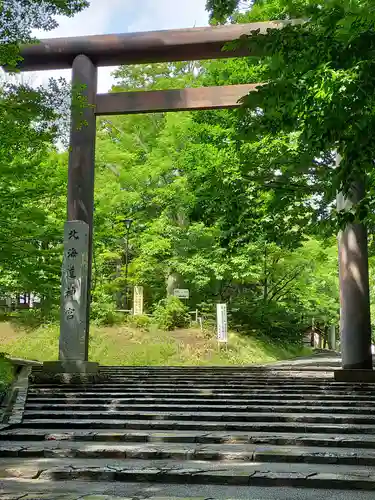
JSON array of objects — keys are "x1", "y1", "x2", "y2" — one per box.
[
  {"x1": 334, "y1": 369, "x2": 375, "y2": 383},
  {"x1": 43, "y1": 361, "x2": 99, "y2": 374},
  {"x1": 30, "y1": 361, "x2": 100, "y2": 385}
]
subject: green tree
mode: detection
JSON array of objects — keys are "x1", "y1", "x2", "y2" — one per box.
[
  {"x1": 205, "y1": 0, "x2": 375, "y2": 227},
  {"x1": 0, "y1": 0, "x2": 88, "y2": 303},
  {"x1": 91, "y1": 57, "x2": 341, "y2": 339},
  {"x1": 1, "y1": 0, "x2": 88, "y2": 67}
]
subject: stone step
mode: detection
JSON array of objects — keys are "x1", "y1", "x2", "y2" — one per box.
[
  {"x1": 23, "y1": 403, "x2": 375, "y2": 415},
  {"x1": 26, "y1": 376, "x2": 347, "y2": 383},
  {"x1": 98, "y1": 375, "x2": 338, "y2": 380},
  {"x1": 1, "y1": 440, "x2": 375, "y2": 465},
  {"x1": 28, "y1": 382, "x2": 368, "y2": 389},
  {"x1": 95, "y1": 372, "x2": 336, "y2": 376},
  {"x1": 21, "y1": 410, "x2": 375, "y2": 424},
  {"x1": 94, "y1": 374, "x2": 336, "y2": 379},
  {"x1": 96, "y1": 368, "x2": 341, "y2": 376},
  {"x1": 36, "y1": 365, "x2": 335, "y2": 372},
  {"x1": 32, "y1": 370, "x2": 336, "y2": 376},
  {"x1": 27, "y1": 387, "x2": 375, "y2": 396},
  {"x1": 32, "y1": 376, "x2": 338, "y2": 383},
  {"x1": 0, "y1": 492, "x2": 216, "y2": 500},
  {"x1": 4, "y1": 428, "x2": 375, "y2": 449},
  {"x1": 16, "y1": 365, "x2": 375, "y2": 496},
  {"x1": 20, "y1": 418, "x2": 375, "y2": 433},
  {"x1": 32, "y1": 382, "x2": 343, "y2": 390},
  {"x1": 97, "y1": 363, "x2": 338, "y2": 368},
  {"x1": 97, "y1": 363, "x2": 339, "y2": 369},
  {"x1": 97, "y1": 365, "x2": 338, "y2": 370},
  {"x1": 110, "y1": 367, "x2": 337, "y2": 372},
  {"x1": 101, "y1": 367, "x2": 337, "y2": 372},
  {"x1": 2, "y1": 481, "x2": 374, "y2": 500},
  {"x1": 75, "y1": 378, "x2": 364, "y2": 392},
  {"x1": 26, "y1": 392, "x2": 375, "y2": 402},
  {"x1": 98, "y1": 367, "x2": 336, "y2": 372},
  {"x1": 105, "y1": 364, "x2": 335, "y2": 368},
  {"x1": 1, "y1": 457, "x2": 375, "y2": 489},
  {"x1": 25, "y1": 395, "x2": 375, "y2": 405}
]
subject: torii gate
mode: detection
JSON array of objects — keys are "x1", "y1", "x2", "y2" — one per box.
[{"x1": 16, "y1": 21, "x2": 372, "y2": 378}]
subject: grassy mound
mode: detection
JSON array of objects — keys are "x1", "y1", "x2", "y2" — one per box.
[{"x1": 0, "y1": 321, "x2": 310, "y2": 366}]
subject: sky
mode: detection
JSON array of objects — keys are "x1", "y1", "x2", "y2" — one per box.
[{"x1": 26, "y1": 0, "x2": 209, "y2": 92}]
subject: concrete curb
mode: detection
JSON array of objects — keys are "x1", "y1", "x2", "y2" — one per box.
[
  {"x1": 6, "y1": 356, "x2": 42, "y2": 368},
  {"x1": 0, "y1": 365, "x2": 30, "y2": 428}
]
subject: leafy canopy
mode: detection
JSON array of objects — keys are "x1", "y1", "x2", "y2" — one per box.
[
  {"x1": 206, "y1": 0, "x2": 375, "y2": 228},
  {"x1": 1, "y1": 0, "x2": 89, "y2": 67},
  {"x1": 0, "y1": 0, "x2": 88, "y2": 300}
]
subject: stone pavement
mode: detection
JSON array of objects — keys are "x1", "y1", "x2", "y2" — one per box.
[{"x1": 1, "y1": 357, "x2": 375, "y2": 498}]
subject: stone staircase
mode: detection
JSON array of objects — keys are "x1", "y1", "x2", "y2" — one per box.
[{"x1": 1, "y1": 363, "x2": 375, "y2": 499}]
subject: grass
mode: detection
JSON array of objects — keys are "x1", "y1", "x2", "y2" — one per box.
[
  {"x1": 0, "y1": 320, "x2": 311, "y2": 366},
  {"x1": 0, "y1": 356, "x2": 15, "y2": 402}
]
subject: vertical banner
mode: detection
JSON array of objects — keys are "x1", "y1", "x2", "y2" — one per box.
[
  {"x1": 133, "y1": 286, "x2": 144, "y2": 316},
  {"x1": 216, "y1": 303, "x2": 228, "y2": 343},
  {"x1": 59, "y1": 220, "x2": 89, "y2": 361}
]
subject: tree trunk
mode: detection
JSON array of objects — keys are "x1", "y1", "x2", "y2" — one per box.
[
  {"x1": 263, "y1": 243, "x2": 268, "y2": 302},
  {"x1": 166, "y1": 271, "x2": 184, "y2": 296}
]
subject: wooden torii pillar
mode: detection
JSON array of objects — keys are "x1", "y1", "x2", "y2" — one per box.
[
  {"x1": 335, "y1": 155, "x2": 373, "y2": 381},
  {"x1": 13, "y1": 20, "x2": 373, "y2": 377}
]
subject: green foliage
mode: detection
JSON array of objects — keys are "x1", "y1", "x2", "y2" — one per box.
[
  {"x1": 0, "y1": 0, "x2": 88, "y2": 304},
  {"x1": 198, "y1": 0, "x2": 375, "y2": 342},
  {"x1": 227, "y1": 239, "x2": 338, "y2": 341},
  {"x1": 0, "y1": 354, "x2": 14, "y2": 400},
  {"x1": 153, "y1": 296, "x2": 190, "y2": 331},
  {"x1": 0, "y1": 321, "x2": 310, "y2": 366},
  {"x1": 3, "y1": 308, "x2": 59, "y2": 331},
  {"x1": 90, "y1": 291, "x2": 123, "y2": 326},
  {"x1": 206, "y1": 0, "x2": 242, "y2": 23},
  {"x1": 1, "y1": 0, "x2": 88, "y2": 67},
  {"x1": 90, "y1": 57, "x2": 343, "y2": 340},
  {"x1": 127, "y1": 315, "x2": 152, "y2": 331},
  {"x1": 2, "y1": 1, "x2": 367, "y2": 349},
  {"x1": 222, "y1": 0, "x2": 375, "y2": 228}
]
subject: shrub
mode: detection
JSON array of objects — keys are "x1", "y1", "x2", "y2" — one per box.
[
  {"x1": 153, "y1": 296, "x2": 190, "y2": 331},
  {"x1": 90, "y1": 299, "x2": 124, "y2": 326},
  {"x1": 6, "y1": 308, "x2": 59, "y2": 330},
  {"x1": 229, "y1": 296, "x2": 302, "y2": 343},
  {"x1": 128, "y1": 314, "x2": 151, "y2": 331},
  {"x1": 90, "y1": 289, "x2": 125, "y2": 326}
]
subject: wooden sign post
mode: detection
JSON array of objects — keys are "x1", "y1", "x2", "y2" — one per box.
[
  {"x1": 217, "y1": 303, "x2": 228, "y2": 347},
  {"x1": 133, "y1": 286, "x2": 144, "y2": 316}
]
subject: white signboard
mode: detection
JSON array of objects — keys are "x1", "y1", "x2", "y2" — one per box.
[
  {"x1": 216, "y1": 303, "x2": 228, "y2": 343},
  {"x1": 133, "y1": 286, "x2": 144, "y2": 316},
  {"x1": 173, "y1": 288, "x2": 189, "y2": 299}
]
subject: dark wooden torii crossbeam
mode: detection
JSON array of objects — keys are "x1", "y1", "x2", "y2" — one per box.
[
  {"x1": 95, "y1": 84, "x2": 259, "y2": 115},
  {"x1": 18, "y1": 21, "x2": 294, "y2": 71},
  {"x1": 9, "y1": 19, "x2": 371, "y2": 375}
]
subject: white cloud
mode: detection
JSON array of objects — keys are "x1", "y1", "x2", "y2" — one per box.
[
  {"x1": 19, "y1": 0, "x2": 209, "y2": 93},
  {"x1": 126, "y1": 0, "x2": 208, "y2": 32},
  {"x1": 33, "y1": 0, "x2": 133, "y2": 38}
]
